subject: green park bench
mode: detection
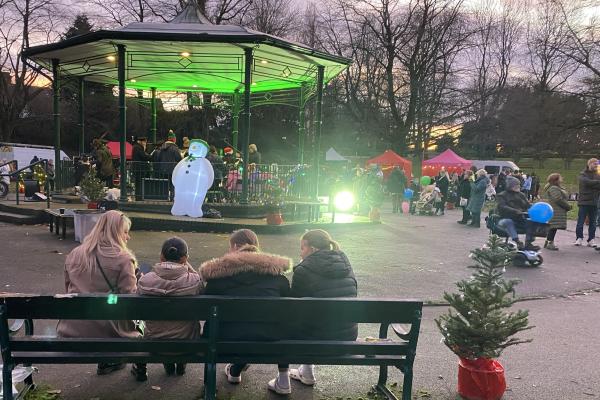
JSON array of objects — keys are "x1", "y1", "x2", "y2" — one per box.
[{"x1": 0, "y1": 294, "x2": 422, "y2": 400}]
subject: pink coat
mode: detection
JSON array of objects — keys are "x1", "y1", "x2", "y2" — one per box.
[
  {"x1": 137, "y1": 262, "x2": 204, "y2": 339},
  {"x1": 56, "y1": 247, "x2": 140, "y2": 339}
]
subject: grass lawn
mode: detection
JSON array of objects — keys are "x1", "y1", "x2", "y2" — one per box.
[{"x1": 511, "y1": 157, "x2": 586, "y2": 193}]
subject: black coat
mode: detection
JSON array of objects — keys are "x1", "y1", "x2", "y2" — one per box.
[
  {"x1": 577, "y1": 168, "x2": 600, "y2": 206},
  {"x1": 157, "y1": 142, "x2": 182, "y2": 175},
  {"x1": 387, "y1": 169, "x2": 407, "y2": 194},
  {"x1": 436, "y1": 175, "x2": 449, "y2": 196},
  {"x1": 458, "y1": 178, "x2": 471, "y2": 199},
  {"x1": 132, "y1": 143, "x2": 152, "y2": 163},
  {"x1": 496, "y1": 190, "x2": 530, "y2": 220},
  {"x1": 291, "y1": 250, "x2": 358, "y2": 341},
  {"x1": 200, "y1": 245, "x2": 292, "y2": 341}
]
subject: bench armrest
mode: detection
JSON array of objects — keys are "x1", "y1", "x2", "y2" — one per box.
[{"x1": 391, "y1": 323, "x2": 411, "y2": 341}]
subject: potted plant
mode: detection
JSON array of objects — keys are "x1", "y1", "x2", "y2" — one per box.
[
  {"x1": 435, "y1": 235, "x2": 533, "y2": 400},
  {"x1": 79, "y1": 173, "x2": 107, "y2": 209},
  {"x1": 264, "y1": 178, "x2": 285, "y2": 225}
]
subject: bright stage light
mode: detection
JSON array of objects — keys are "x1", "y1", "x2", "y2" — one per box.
[{"x1": 334, "y1": 191, "x2": 354, "y2": 211}]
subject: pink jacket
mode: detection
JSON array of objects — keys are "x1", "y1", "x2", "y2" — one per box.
[{"x1": 137, "y1": 261, "x2": 204, "y2": 339}]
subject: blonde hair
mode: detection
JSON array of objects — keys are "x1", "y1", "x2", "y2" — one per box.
[
  {"x1": 70, "y1": 210, "x2": 135, "y2": 270},
  {"x1": 301, "y1": 229, "x2": 340, "y2": 251},
  {"x1": 587, "y1": 158, "x2": 598, "y2": 170},
  {"x1": 476, "y1": 169, "x2": 487, "y2": 178}
]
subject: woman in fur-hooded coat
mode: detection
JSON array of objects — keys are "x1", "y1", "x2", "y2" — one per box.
[{"x1": 199, "y1": 243, "x2": 292, "y2": 341}]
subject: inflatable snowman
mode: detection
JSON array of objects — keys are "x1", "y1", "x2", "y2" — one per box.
[{"x1": 171, "y1": 139, "x2": 214, "y2": 218}]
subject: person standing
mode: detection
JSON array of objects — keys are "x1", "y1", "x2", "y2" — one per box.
[
  {"x1": 522, "y1": 174, "x2": 532, "y2": 199},
  {"x1": 574, "y1": 158, "x2": 600, "y2": 247},
  {"x1": 56, "y1": 211, "x2": 142, "y2": 376},
  {"x1": 457, "y1": 170, "x2": 473, "y2": 224},
  {"x1": 132, "y1": 137, "x2": 152, "y2": 201},
  {"x1": 248, "y1": 143, "x2": 262, "y2": 165},
  {"x1": 466, "y1": 169, "x2": 490, "y2": 228},
  {"x1": 387, "y1": 167, "x2": 407, "y2": 213},
  {"x1": 157, "y1": 132, "x2": 182, "y2": 201},
  {"x1": 435, "y1": 169, "x2": 450, "y2": 216},
  {"x1": 543, "y1": 173, "x2": 572, "y2": 251},
  {"x1": 92, "y1": 139, "x2": 114, "y2": 188}
]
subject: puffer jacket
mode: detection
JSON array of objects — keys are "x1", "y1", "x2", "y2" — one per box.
[
  {"x1": 137, "y1": 261, "x2": 204, "y2": 339},
  {"x1": 496, "y1": 190, "x2": 530, "y2": 220},
  {"x1": 577, "y1": 168, "x2": 600, "y2": 206},
  {"x1": 291, "y1": 250, "x2": 358, "y2": 341},
  {"x1": 543, "y1": 184, "x2": 571, "y2": 230},
  {"x1": 200, "y1": 245, "x2": 292, "y2": 341},
  {"x1": 467, "y1": 175, "x2": 490, "y2": 213}
]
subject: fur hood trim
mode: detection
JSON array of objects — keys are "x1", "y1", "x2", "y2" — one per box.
[{"x1": 200, "y1": 245, "x2": 292, "y2": 280}]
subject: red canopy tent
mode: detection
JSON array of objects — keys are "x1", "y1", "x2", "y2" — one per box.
[
  {"x1": 367, "y1": 150, "x2": 412, "y2": 178},
  {"x1": 422, "y1": 149, "x2": 471, "y2": 176},
  {"x1": 106, "y1": 141, "x2": 133, "y2": 160}
]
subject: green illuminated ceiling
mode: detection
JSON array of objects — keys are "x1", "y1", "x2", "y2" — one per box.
[{"x1": 24, "y1": 24, "x2": 351, "y2": 94}]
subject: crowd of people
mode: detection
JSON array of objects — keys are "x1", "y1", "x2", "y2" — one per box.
[
  {"x1": 383, "y1": 158, "x2": 600, "y2": 253},
  {"x1": 79, "y1": 132, "x2": 263, "y2": 201},
  {"x1": 57, "y1": 210, "x2": 357, "y2": 394}
]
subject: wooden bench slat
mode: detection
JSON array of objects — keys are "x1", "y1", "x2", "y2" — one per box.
[
  {"x1": 10, "y1": 337, "x2": 209, "y2": 353},
  {"x1": 2, "y1": 295, "x2": 422, "y2": 324},
  {"x1": 217, "y1": 354, "x2": 408, "y2": 366},
  {"x1": 12, "y1": 352, "x2": 204, "y2": 364},
  {"x1": 217, "y1": 340, "x2": 412, "y2": 356}
]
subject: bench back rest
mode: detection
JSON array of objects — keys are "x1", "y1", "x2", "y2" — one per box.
[
  {"x1": 1, "y1": 295, "x2": 422, "y2": 361},
  {"x1": 1, "y1": 294, "x2": 422, "y2": 324}
]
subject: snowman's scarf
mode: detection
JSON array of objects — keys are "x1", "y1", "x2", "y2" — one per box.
[{"x1": 185, "y1": 155, "x2": 198, "y2": 162}]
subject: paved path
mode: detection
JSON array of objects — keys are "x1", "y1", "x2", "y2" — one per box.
[{"x1": 1, "y1": 206, "x2": 599, "y2": 399}]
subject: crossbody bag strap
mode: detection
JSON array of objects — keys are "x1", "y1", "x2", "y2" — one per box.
[{"x1": 95, "y1": 254, "x2": 118, "y2": 294}]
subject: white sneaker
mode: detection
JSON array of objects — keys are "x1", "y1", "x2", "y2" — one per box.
[
  {"x1": 267, "y1": 377, "x2": 291, "y2": 395},
  {"x1": 224, "y1": 363, "x2": 243, "y2": 384},
  {"x1": 574, "y1": 238, "x2": 583, "y2": 246},
  {"x1": 587, "y1": 239, "x2": 597, "y2": 248},
  {"x1": 289, "y1": 367, "x2": 316, "y2": 386}
]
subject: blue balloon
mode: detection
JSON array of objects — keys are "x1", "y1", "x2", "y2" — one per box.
[
  {"x1": 528, "y1": 202, "x2": 554, "y2": 223},
  {"x1": 404, "y1": 188, "x2": 414, "y2": 199}
]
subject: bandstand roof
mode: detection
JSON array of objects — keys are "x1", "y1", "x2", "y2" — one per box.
[{"x1": 23, "y1": 3, "x2": 351, "y2": 93}]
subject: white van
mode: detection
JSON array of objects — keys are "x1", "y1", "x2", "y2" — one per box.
[
  {"x1": 471, "y1": 160, "x2": 519, "y2": 175},
  {"x1": 0, "y1": 142, "x2": 70, "y2": 170}
]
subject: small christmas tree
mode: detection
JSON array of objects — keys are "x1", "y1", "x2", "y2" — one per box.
[{"x1": 435, "y1": 235, "x2": 533, "y2": 360}]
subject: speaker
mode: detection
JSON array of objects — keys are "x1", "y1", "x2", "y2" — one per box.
[{"x1": 23, "y1": 180, "x2": 40, "y2": 198}]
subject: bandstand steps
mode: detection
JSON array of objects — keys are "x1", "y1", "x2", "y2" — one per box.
[{"x1": 0, "y1": 210, "x2": 41, "y2": 225}]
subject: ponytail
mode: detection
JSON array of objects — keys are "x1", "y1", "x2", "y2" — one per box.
[{"x1": 302, "y1": 229, "x2": 340, "y2": 251}]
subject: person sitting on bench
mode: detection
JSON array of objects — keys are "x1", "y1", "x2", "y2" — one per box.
[
  {"x1": 497, "y1": 176, "x2": 540, "y2": 251},
  {"x1": 135, "y1": 237, "x2": 204, "y2": 381}
]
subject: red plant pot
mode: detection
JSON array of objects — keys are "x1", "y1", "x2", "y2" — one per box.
[
  {"x1": 458, "y1": 358, "x2": 506, "y2": 400},
  {"x1": 87, "y1": 202, "x2": 98, "y2": 210},
  {"x1": 266, "y1": 212, "x2": 283, "y2": 225}
]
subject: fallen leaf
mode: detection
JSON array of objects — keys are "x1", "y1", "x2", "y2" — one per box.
[
  {"x1": 151, "y1": 386, "x2": 161, "y2": 391},
  {"x1": 513, "y1": 376, "x2": 522, "y2": 380},
  {"x1": 583, "y1": 391, "x2": 595, "y2": 396},
  {"x1": 47, "y1": 389, "x2": 62, "y2": 394},
  {"x1": 73, "y1": 384, "x2": 81, "y2": 388}
]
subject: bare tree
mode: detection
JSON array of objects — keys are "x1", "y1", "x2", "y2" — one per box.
[
  {"x1": 0, "y1": 0, "x2": 60, "y2": 141},
  {"x1": 237, "y1": 0, "x2": 297, "y2": 37},
  {"x1": 526, "y1": 0, "x2": 576, "y2": 92}
]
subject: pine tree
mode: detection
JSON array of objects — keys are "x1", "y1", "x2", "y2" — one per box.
[{"x1": 435, "y1": 235, "x2": 533, "y2": 360}]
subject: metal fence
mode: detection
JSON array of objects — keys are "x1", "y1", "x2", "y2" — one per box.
[{"x1": 57, "y1": 160, "x2": 314, "y2": 204}]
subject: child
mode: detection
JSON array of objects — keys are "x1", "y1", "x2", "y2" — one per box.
[{"x1": 134, "y1": 237, "x2": 204, "y2": 381}]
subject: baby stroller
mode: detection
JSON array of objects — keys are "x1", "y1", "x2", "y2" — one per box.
[
  {"x1": 486, "y1": 213, "x2": 547, "y2": 267},
  {"x1": 414, "y1": 186, "x2": 440, "y2": 216}
]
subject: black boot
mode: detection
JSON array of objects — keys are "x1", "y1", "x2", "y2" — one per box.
[
  {"x1": 176, "y1": 363, "x2": 186, "y2": 376},
  {"x1": 131, "y1": 363, "x2": 148, "y2": 382},
  {"x1": 97, "y1": 363, "x2": 125, "y2": 375},
  {"x1": 163, "y1": 363, "x2": 176, "y2": 376},
  {"x1": 524, "y1": 241, "x2": 540, "y2": 251}
]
